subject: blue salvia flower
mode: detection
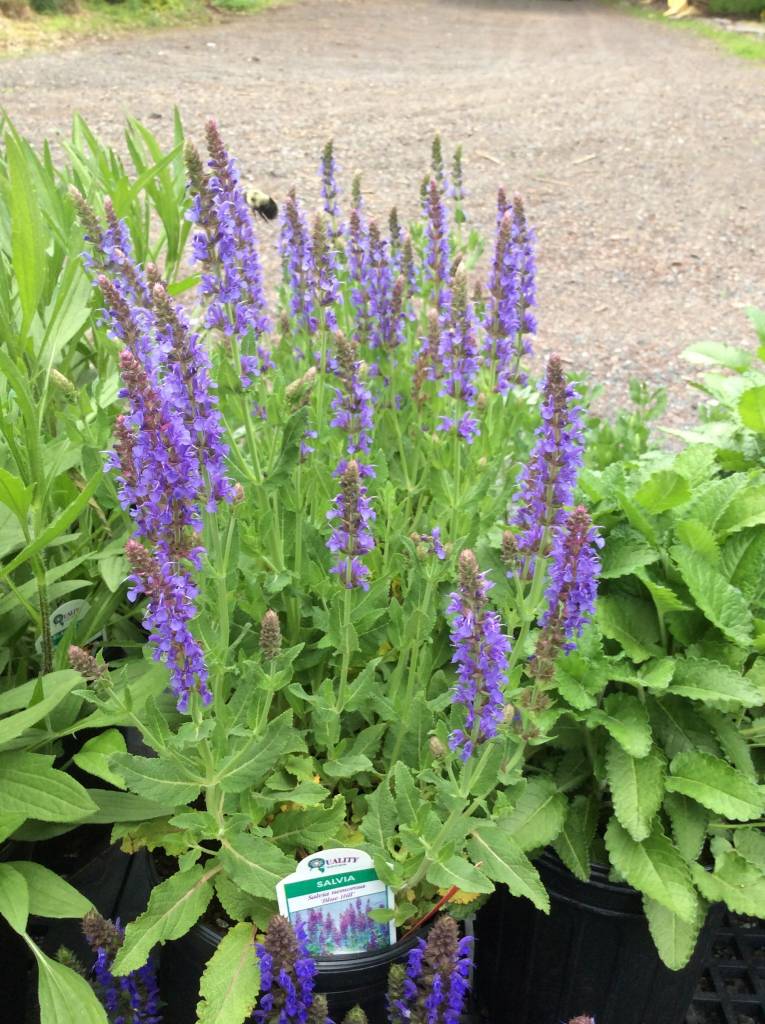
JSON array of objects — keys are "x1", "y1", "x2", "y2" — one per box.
[
  {"x1": 511, "y1": 193, "x2": 537, "y2": 377},
  {"x1": 280, "y1": 189, "x2": 317, "y2": 334},
  {"x1": 450, "y1": 145, "x2": 465, "y2": 206},
  {"x1": 327, "y1": 460, "x2": 376, "y2": 591},
  {"x1": 436, "y1": 270, "x2": 480, "y2": 445},
  {"x1": 186, "y1": 123, "x2": 272, "y2": 386},
  {"x1": 254, "y1": 916, "x2": 319, "y2": 1024},
  {"x1": 83, "y1": 911, "x2": 160, "y2": 1024},
  {"x1": 389, "y1": 916, "x2": 473, "y2": 1024},
  {"x1": 484, "y1": 208, "x2": 519, "y2": 396},
  {"x1": 367, "y1": 221, "x2": 395, "y2": 349},
  {"x1": 447, "y1": 550, "x2": 511, "y2": 761},
  {"x1": 330, "y1": 332, "x2": 375, "y2": 467},
  {"x1": 424, "y1": 178, "x2": 450, "y2": 310},
  {"x1": 531, "y1": 506, "x2": 602, "y2": 682},
  {"x1": 347, "y1": 201, "x2": 373, "y2": 345},
  {"x1": 311, "y1": 213, "x2": 340, "y2": 331},
  {"x1": 510, "y1": 355, "x2": 584, "y2": 576}
]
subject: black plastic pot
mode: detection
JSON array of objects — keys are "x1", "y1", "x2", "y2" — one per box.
[
  {"x1": 475, "y1": 850, "x2": 723, "y2": 1024},
  {"x1": 160, "y1": 917, "x2": 427, "y2": 1024}
]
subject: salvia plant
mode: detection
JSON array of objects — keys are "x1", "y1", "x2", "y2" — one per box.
[{"x1": 54, "y1": 120, "x2": 606, "y2": 1022}]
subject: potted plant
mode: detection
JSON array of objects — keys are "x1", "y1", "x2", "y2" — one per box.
[
  {"x1": 476, "y1": 320, "x2": 765, "y2": 1024},
  {"x1": 64, "y1": 123, "x2": 605, "y2": 1024}
]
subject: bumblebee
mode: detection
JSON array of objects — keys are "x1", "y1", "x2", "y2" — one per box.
[{"x1": 245, "y1": 188, "x2": 278, "y2": 222}]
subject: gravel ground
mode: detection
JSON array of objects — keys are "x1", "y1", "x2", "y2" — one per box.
[{"x1": 2, "y1": 0, "x2": 764, "y2": 424}]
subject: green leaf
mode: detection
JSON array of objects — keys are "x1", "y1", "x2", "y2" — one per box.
[
  {"x1": 606, "y1": 743, "x2": 664, "y2": 842},
  {"x1": 271, "y1": 795, "x2": 345, "y2": 850},
  {"x1": 6, "y1": 861, "x2": 91, "y2": 919},
  {"x1": 392, "y1": 762, "x2": 419, "y2": 827},
  {"x1": 643, "y1": 895, "x2": 704, "y2": 971},
  {"x1": 604, "y1": 818, "x2": 697, "y2": 922},
  {"x1": 73, "y1": 729, "x2": 127, "y2": 788},
  {"x1": 496, "y1": 777, "x2": 566, "y2": 853},
  {"x1": 466, "y1": 739, "x2": 507, "y2": 800},
  {"x1": 663, "y1": 793, "x2": 709, "y2": 863},
  {"x1": 426, "y1": 856, "x2": 493, "y2": 895},
  {"x1": 0, "y1": 671, "x2": 82, "y2": 747},
  {"x1": 0, "y1": 468, "x2": 33, "y2": 525},
  {"x1": 84, "y1": 789, "x2": 177, "y2": 823},
  {"x1": 674, "y1": 520, "x2": 719, "y2": 564},
  {"x1": 216, "y1": 712, "x2": 306, "y2": 794},
  {"x1": 733, "y1": 828, "x2": 765, "y2": 872},
  {"x1": 0, "y1": 862, "x2": 29, "y2": 933},
  {"x1": 683, "y1": 340, "x2": 752, "y2": 373},
  {"x1": 672, "y1": 545, "x2": 753, "y2": 646},
  {"x1": 716, "y1": 483, "x2": 765, "y2": 538},
  {"x1": 197, "y1": 921, "x2": 260, "y2": 1024},
  {"x1": 588, "y1": 692, "x2": 652, "y2": 758},
  {"x1": 666, "y1": 752, "x2": 764, "y2": 821},
  {"x1": 362, "y1": 777, "x2": 397, "y2": 853},
  {"x1": 669, "y1": 657, "x2": 764, "y2": 709},
  {"x1": 323, "y1": 754, "x2": 373, "y2": 779},
  {"x1": 599, "y1": 528, "x2": 658, "y2": 580},
  {"x1": 597, "y1": 594, "x2": 661, "y2": 663},
  {"x1": 692, "y1": 851, "x2": 765, "y2": 917},
  {"x1": 112, "y1": 753, "x2": 202, "y2": 805},
  {"x1": 0, "y1": 752, "x2": 97, "y2": 822},
  {"x1": 636, "y1": 570, "x2": 692, "y2": 618},
  {"x1": 219, "y1": 833, "x2": 296, "y2": 899},
  {"x1": 720, "y1": 530, "x2": 765, "y2": 602},
  {"x1": 34, "y1": 946, "x2": 109, "y2": 1024},
  {"x1": 649, "y1": 696, "x2": 720, "y2": 758},
  {"x1": 468, "y1": 823, "x2": 549, "y2": 912},
  {"x1": 553, "y1": 794, "x2": 599, "y2": 881},
  {"x1": 7, "y1": 131, "x2": 46, "y2": 332},
  {"x1": 738, "y1": 386, "x2": 765, "y2": 432},
  {"x1": 112, "y1": 864, "x2": 218, "y2": 976},
  {"x1": 635, "y1": 470, "x2": 691, "y2": 514}
]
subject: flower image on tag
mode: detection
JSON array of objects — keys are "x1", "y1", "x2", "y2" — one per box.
[{"x1": 276, "y1": 848, "x2": 396, "y2": 955}]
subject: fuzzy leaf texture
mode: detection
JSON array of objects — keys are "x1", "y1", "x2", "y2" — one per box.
[
  {"x1": 0, "y1": 752, "x2": 98, "y2": 823},
  {"x1": 196, "y1": 921, "x2": 260, "y2": 1024},
  {"x1": 468, "y1": 822, "x2": 549, "y2": 912},
  {"x1": 553, "y1": 794, "x2": 599, "y2": 882},
  {"x1": 112, "y1": 864, "x2": 217, "y2": 976},
  {"x1": 668, "y1": 658, "x2": 764, "y2": 710},
  {"x1": 604, "y1": 818, "x2": 697, "y2": 922},
  {"x1": 692, "y1": 851, "x2": 765, "y2": 918},
  {"x1": 643, "y1": 895, "x2": 705, "y2": 971},
  {"x1": 588, "y1": 692, "x2": 653, "y2": 758},
  {"x1": 665, "y1": 752, "x2": 765, "y2": 821},
  {"x1": 606, "y1": 742, "x2": 665, "y2": 842},
  {"x1": 671, "y1": 545, "x2": 753, "y2": 646},
  {"x1": 496, "y1": 777, "x2": 566, "y2": 852},
  {"x1": 112, "y1": 753, "x2": 203, "y2": 806},
  {"x1": 218, "y1": 833, "x2": 296, "y2": 899}
]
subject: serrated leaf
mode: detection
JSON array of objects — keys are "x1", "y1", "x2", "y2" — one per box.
[
  {"x1": 701, "y1": 708, "x2": 756, "y2": 778},
  {"x1": 672, "y1": 545, "x2": 753, "y2": 646},
  {"x1": 669, "y1": 658, "x2": 764, "y2": 709},
  {"x1": 219, "y1": 834, "x2": 296, "y2": 899},
  {"x1": 597, "y1": 594, "x2": 661, "y2": 663},
  {"x1": 215, "y1": 876, "x2": 274, "y2": 929},
  {"x1": 588, "y1": 692, "x2": 652, "y2": 758},
  {"x1": 716, "y1": 482, "x2": 765, "y2": 538},
  {"x1": 720, "y1": 530, "x2": 765, "y2": 602},
  {"x1": 393, "y1": 762, "x2": 419, "y2": 826},
  {"x1": 599, "y1": 529, "x2": 659, "y2": 580},
  {"x1": 496, "y1": 777, "x2": 566, "y2": 853},
  {"x1": 666, "y1": 752, "x2": 764, "y2": 821},
  {"x1": 606, "y1": 742, "x2": 664, "y2": 841},
  {"x1": 216, "y1": 712, "x2": 306, "y2": 794},
  {"x1": 0, "y1": 752, "x2": 98, "y2": 823},
  {"x1": 362, "y1": 778, "x2": 397, "y2": 853},
  {"x1": 323, "y1": 754, "x2": 373, "y2": 779},
  {"x1": 426, "y1": 856, "x2": 493, "y2": 895},
  {"x1": 644, "y1": 894, "x2": 704, "y2": 971},
  {"x1": 0, "y1": 862, "x2": 29, "y2": 933},
  {"x1": 196, "y1": 921, "x2": 260, "y2": 1024},
  {"x1": 663, "y1": 793, "x2": 709, "y2": 863},
  {"x1": 112, "y1": 864, "x2": 217, "y2": 976},
  {"x1": 271, "y1": 795, "x2": 345, "y2": 850},
  {"x1": 6, "y1": 862, "x2": 91, "y2": 919},
  {"x1": 675, "y1": 519, "x2": 719, "y2": 563},
  {"x1": 649, "y1": 696, "x2": 720, "y2": 759},
  {"x1": 34, "y1": 946, "x2": 109, "y2": 1024},
  {"x1": 636, "y1": 570, "x2": 692, "y2": 617},
  {"x1": 553, "y1": 794, "x2": 599, "y2": 881},
  {"x1": 468, "y1": 823, "x2": 549, "y2": 912},
  {"x1": 605, "y1": 818, "x2": 697, "y2": 922},
  {"x1": 738, "y1": 386, "x2": 765, "y2": 433},
  {"x1": 683, "y1": 340, "x2": 752, "y2": 372},
  {"x1": 692, "y1": 851, "x2": 765, "y2": 917},
  {"x1": 635, "y1": 470, "x2": 691, "y2": 514},
  {"x1": 733, "y1": 829, "x2": 765, "y2": 872},
  {"x1": 113, "y1": 754, "x2": 202, "y2": 805}
]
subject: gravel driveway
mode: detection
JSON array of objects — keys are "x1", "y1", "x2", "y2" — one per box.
[{"x1": 2, "y1": 0, "x2": 764, "y2": 423}]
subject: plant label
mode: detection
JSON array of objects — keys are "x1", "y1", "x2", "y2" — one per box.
[{"x1": 276, "y1": 847, "x2": 396, "y2": 955}]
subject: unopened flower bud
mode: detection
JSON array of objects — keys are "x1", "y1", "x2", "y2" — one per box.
[
  {"x1": 232, "y1": 483, "x2": 245, "y2": 504},
  {"x1": 502, "y1": 703, "x2": 516, "y2": 723},
  {"x1": 477, "y1": 456, "x2": 488, "y2": 468},
  {"x1": 501, "y1": 530, "x2": 517, "y2": 567},
  {"x1": 68, "y1": 645, "x2": 106, "y2": 681},
  {"x1": 429, "y1": 736, "x2": 447, "y2": 759},
  {"x1": 477, "y1": 392, "x2": 488, "y2": 411},
  {"x1": 260, "y1": 610, "x2": 282, "y2": 661},
  {"x1": 50, "y1": 369, "x2": 75, "y2": 396}
]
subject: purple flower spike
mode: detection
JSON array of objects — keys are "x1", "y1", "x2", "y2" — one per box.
[
  {"x1": 330, "y1": 332, "x2": 375, "y2": 464},
  {"x1": 82, "y1": 911, "x2": 160, "y2": 1024},
  {"x1": 254, "y1": 916, "x2": 319, "y2": 1024},
  {"x1": 280, "y1": 189, "x2": 317, "y2": 333},
  {"x1": 510, "y1": 355, "x2": 584, "y2": 575},
  {"x1": 424, "y1": 178, "x2": 450, "y2": 310},
  {"x1": 320, "y1": 139, "x2": 341, "y2": 226},
  {"x1": 390, "y1": 917, "x2": 473, "y2": 1024},
  {"x1": 327, "y1": 460, "x2": 376, "y2": 591},
  {"x1": 436, "y1": 270, "x2": 481, "y2": 445},
  {"x1": 531, "y1": 506, "x2": 602, "y2": 681},
  {"x1": 447, "y1": 550, "x2": 511, "y2": 761},
  {"x1": 186, "y1": 123, "x2": 271, "y2": 381}
]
